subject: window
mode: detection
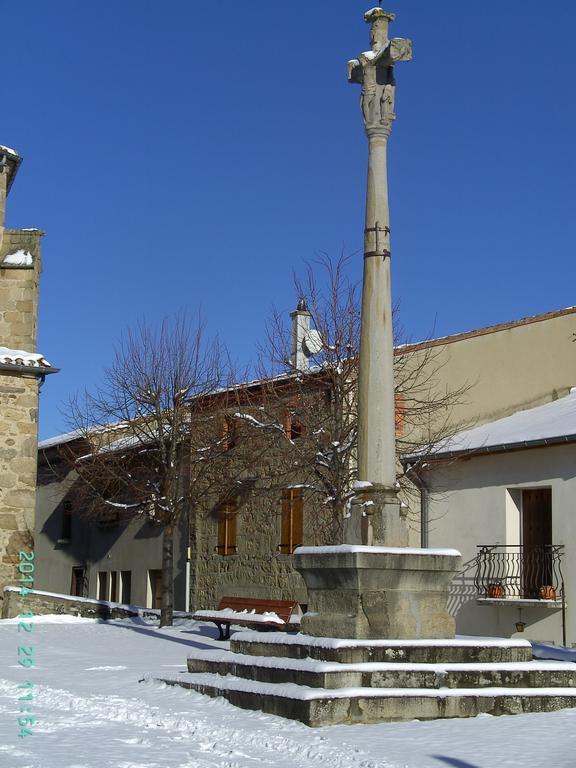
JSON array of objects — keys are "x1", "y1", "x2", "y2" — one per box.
[
  {"x1": 395, "y1": 393, "x2": 405, "y2": 436},
  {"x1": 522, "y1": 488, "x2": 552, "y2": 598},
  {"x1": 220, "y1": 415, "x2": 236, "y2": 450},
  {"x1": 97, "y1": 571, "x2": 108, "y2": 601},
  {"x1": 284, "y1": 410, "x2": 305, "y2": 440},
  {"x1": 110, "y1": 571, "x2": 119, "y2": 602},
  {"x1": 216, "y1": 498, "x2": 238, "y2": 556},
  {"x1": 148, "y1": 569, "x2": 162, "y2": 609},
  {"x1": 70, "y1": 567, "x2": 86, "y2": 598},
  {"x1": 279, "y1": 488, "x2": 303, "y2": 554},
  {"x1": 120, "y1": 571, "x2": 132, "y2": 604}
]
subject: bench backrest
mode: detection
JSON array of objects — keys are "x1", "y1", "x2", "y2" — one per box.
[{"x1": 217, "y1": 596, "x2": 298, "y2": 624}]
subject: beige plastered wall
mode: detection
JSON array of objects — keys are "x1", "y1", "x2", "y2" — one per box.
[
  {"x1": 425, "y1": 443, "x2": 576, "y2": 646},
  {"x1": 400, "y1": 308, "x2": 576, "y2": 434}
]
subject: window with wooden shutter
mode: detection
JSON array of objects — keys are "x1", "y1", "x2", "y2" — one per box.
[
  {"x1": 283, "y1": 410, "x2": 306, "y2": 440},
  {"x1": 279, "y1": 488, "x2": 303, "y2": 554},
  {"x1": 220, "y1": 415, "x2": 236, "y2": 450},
  {"x1": 216, "y1": 498, "x2": 238, "y2": 556}
]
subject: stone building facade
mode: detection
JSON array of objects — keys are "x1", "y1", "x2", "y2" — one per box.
[
  {"x1": 0, "y1": 145, "x2": 56, "y2": 602},
  {"x1": 34, "y1": 304, "x2": 576, "y2": 617},
  {"x1": 35, "y1": 393, "x2": 328, "y2": 611}
]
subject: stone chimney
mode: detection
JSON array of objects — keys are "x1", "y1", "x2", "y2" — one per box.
[
  {"x1": 0, "y1": 146, "x2": 22, "y2": 253},
  {"x1": 290, "y1": 298, "x2": 322, "y2": 371}
]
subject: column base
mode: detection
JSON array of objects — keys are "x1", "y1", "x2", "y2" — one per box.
[
  {"x1": 344, "y1": 484, "x2": 408, "y2": 547},
  {"x1": 294, "y1": 545, "x2": 461, "y2": 640}
]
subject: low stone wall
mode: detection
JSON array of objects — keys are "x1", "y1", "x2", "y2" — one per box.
[{"x1": 1, "y1": 586, "x2": 139, "y2": 620}]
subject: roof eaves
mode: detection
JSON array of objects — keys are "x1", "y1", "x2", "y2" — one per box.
[
  {"x1": 402, "y1": 433, "x2": 576, "y2": 465},
  {"x1": 0, "y1": 362, "x2": 59, "y2": 376}
]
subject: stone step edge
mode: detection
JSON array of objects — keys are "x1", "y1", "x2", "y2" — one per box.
[
  {"x1": 231, "y1": 631, "x2": 532, "y2": 651},
  {"x1": 157, "y1": 672, "x2": 576, "y2": 702},
  {"x1": 187, "y1": 648, "x2": 576, "y2": 674}
]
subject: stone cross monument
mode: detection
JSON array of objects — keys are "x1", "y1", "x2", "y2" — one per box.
[
  {"x1": 294, "y1": 9, "x2": 461, "y2": 640},
  {"x1": 347, "y1": 7, "x2": 412, "y2": 546}
]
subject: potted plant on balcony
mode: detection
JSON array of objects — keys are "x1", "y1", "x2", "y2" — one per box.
[
  {"x1": 538, "y1": 585, "x2": 557, "y2": 600},
  {"x1": 487, "y1": 580, "x2": 505, "y2": 598}
]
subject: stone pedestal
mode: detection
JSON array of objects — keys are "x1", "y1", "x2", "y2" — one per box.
[{"x1": 293, "y1": 545, "x2": 461, "y2": 639}]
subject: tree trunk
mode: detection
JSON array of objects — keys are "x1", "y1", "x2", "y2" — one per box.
[{"x1": 160, "y1": 522, "x2": 174, "y2": 627}]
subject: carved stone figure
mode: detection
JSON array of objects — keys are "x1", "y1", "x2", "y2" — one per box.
[{"x1": 348, "y1": 8, "x2": 412, "y2": 134}]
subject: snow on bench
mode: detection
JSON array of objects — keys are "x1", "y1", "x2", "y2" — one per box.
[{"x1": 193, "y1": 597, "x2": 298, "y2": 640}]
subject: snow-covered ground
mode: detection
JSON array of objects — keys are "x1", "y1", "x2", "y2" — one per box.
[{"x1": 1, "y1": 615, "x2": 576, "y2": 768}]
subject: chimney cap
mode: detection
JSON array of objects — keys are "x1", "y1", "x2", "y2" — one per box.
[{"x1": 296, "y1": 297, "x2": 308, "y2": 312}]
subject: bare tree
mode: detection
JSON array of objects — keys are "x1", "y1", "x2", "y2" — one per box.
[
  {"x1": 64, "y1": 314, "x2": 242, "y2": 627},
  {"x1": 251, "y1": 253, "x2": 470, "y2": 539}
]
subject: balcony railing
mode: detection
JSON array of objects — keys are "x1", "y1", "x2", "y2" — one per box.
[{"x1": 475, "y1": 544, "x2": 565, "y2": 601}]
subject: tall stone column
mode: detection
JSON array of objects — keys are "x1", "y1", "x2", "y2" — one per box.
[
  {"x1": 347, "y1": 8, "x2": 412, "y2": 546},
  {"x1": 294, "y1": 9, "x2": 461, "y2": 639}
]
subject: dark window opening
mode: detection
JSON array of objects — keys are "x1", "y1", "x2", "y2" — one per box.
[
  {"x1": 120, "y1": 571, "x2": 132, "y2": 604},
  {"x1": 70, "y1": 567, "x2": 86, "y2": 598},
  {"x1": 149, "y1": 569, "x2": 162, "y2": 609},
  {"x1": 522, "y1": 488, "x2": 553, "y2": 598},
  {"x1": 97, "y1": 571, "x2": 108, "y2": 601},
  {"x1": 110, "y1": 571, "x2": 119, "y2": 602}
]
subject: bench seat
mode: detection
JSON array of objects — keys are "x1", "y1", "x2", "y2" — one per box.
[{"x1": 193, "y1": 596, "x2": 299, "y2": 640}]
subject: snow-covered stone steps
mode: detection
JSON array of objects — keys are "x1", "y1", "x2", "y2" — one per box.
[
  {"x1": 186, "y1": 648, "x2": 576, "y2": 690},
  {"x1": 231, "y1": 632, "x2": 534, "y2": 664},
  {"x1": 161, "y1": 671, "x2": 576, "y2": 726},
  {"x1": 160, "y1": 631, "x2": 576, "y2": 724}
]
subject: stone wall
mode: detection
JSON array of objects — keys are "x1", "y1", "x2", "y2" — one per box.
[
  {"x1": 0, "y1": 229, "x2": 44, "y2": 603},
  {"x1": 2, "y1": 586, "x2": 139, "y2": 620},
  {"x1": 0, "y1": 229, "x2": 42, "y2": 350},
  {"x1": 191, "y1": 489, "x2": 312, "y2": 609},
  {"x1": 190, "y1": 421, "x2": 337, "y2": 610},
  {"x1": 0, "y1": 373, "x2": 38, "y2": 591}
]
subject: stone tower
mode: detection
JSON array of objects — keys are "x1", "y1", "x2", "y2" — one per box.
[{"x1": 0, "y1": 145, "x2": 56, "y2": 601}]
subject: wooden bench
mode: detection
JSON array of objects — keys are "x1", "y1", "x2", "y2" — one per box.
[{"x1": 193, "y1": 596, "x2": 299, "y2": 640}]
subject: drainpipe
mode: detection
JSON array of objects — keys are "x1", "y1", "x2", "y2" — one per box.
[
  {"x1": 404, "y1": 462, "x2": 429, "y2": 548},
  {"x1": 185, "y1": 545, "x2": 191, "y2": 613}
]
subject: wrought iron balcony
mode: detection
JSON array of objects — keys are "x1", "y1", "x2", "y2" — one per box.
[{"x1": 475, "y1": 545, "x2": 565, "y2": 601}]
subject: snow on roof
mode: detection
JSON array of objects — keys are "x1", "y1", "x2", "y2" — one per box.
[
  {"x1": 0, "y1": 144, "x2": 19, "y2": 157},
  {"x1": 416, "y1": 390, "x2": 576, "y2": 460},
  {"x1": 0, "y1": 346, "x2": 51, "y2": 368},
  {"x1": 2, "y1": 250, "x2": 33, "y2": 266},
  {"x1": 38, "y1": 429, "x2": 84, "y2": 450}
]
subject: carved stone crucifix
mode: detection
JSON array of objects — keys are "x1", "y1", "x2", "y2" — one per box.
[{"x1": 348, "y1": 9, "x2": 412, "y2": 135}]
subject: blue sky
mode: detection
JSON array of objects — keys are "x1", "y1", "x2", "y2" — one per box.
[{"x1": 2, "y1": 0, "x2": 575, "y2": 439}]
